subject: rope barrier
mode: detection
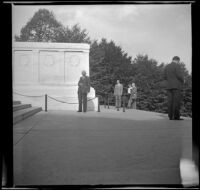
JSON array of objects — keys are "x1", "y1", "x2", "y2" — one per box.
[
  {"x1": 47, "y1": 95, "x2": 78, "y2": 104},
  {"x1": 97, "y1": 91, "x2": 134, "y2": 111},
  {"x1": 13, "y1": 91, "x2": 45, "y2": 98},
  {"x1": 14, "y1": 89, "x2": 130, "y2": 109},
  {"x1": 87, "y1": 97, "x2": 97, "y2": 102},
  {"x1": 47, "y1": 95, "x2": 97, "y2": 104},
  {"x1": 13, "y1": 89, "x2": 133, "y2": 112},
  {"x1": 13, "y1": 88, "x2": 133, "y2": 113},
  {"x1": 13, "y1": 91, "x2": 97, "y2": 104}
]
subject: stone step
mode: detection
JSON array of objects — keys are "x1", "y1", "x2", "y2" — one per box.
[
  {"x1": 13, "y1": 101, "x2": 21, "y2": 105},
  {"x1": 13, "y1": 104, "x2": 32, "y2": 112},
  {"x1": 13, "y1": 107, "x2": 42, "y2": 125}
]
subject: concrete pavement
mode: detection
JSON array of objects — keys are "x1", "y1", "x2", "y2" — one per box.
[{"x1": 13, "y1": 106, "x2": 192, "y2": 185}]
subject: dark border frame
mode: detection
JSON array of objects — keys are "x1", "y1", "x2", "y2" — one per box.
[{"x1": 1, "y1": 0, "x2": 199, "y2": 189}]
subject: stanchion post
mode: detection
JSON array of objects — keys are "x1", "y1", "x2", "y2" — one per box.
[
  {"x1": 123, "y1": 95, "x2": 126, "y2": 112},
  {"x1": 108, "y1": 95, "x2": 110, "y2": 109},
  {"x1": 104, "y1": 93, "x2": 106, "y2": 108},
  {"x1": 45, "y1": 94, "x2": 47, "y2": 112},
  {"x1": 97, "y1": 95, "x2": 101, "y2": 112}
]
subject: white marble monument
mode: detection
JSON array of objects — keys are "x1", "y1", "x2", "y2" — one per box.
[{"x1": 12, "y1": 42, "x2": 98, "y2": 111}]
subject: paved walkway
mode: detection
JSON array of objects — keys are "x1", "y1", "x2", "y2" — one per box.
[{"x1": 13, "y1": 107, "x2": 192, "y2": 185}]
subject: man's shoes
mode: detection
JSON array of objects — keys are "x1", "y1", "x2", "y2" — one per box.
[
  {"x1": 169, "y1": 116, "x2": 184, "y2": 120},
  {"x1": 174, "y1": 118, "x2": 184, "y2": 120},
  {"x1": 77, "y1": 110, "x2": 82, "y2": 112}
]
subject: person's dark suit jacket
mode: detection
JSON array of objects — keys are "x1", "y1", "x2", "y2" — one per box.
[
  {"x1": 78, "y1": 76, "x2": 90, "y2": 94},
  {"x1": 164, "y1": 62, "x2": 184, "y2": 90}
]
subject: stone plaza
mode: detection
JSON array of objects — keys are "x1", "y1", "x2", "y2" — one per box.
[{"x1": 13, "y1": 107, "x2": 192, "y2": 185}]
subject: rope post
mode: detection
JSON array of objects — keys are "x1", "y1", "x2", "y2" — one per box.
[
  {"x1": 97, "y1": 96, "x2": 100, "y2": 112},
  {"x1": 104, "y1": 94, "x2": 106, "y2": 108},
  {"x1": 45, "y1": 94, "x2": 47, "y2": 112},
  {"x1": 123, "y1": 95, "x2": 126, "y2": 112},
  {"x1": 107, "y1": 95, "x2": 110, "y2": 109}
]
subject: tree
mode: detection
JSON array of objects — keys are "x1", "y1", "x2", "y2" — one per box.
[
  {"x1": 15, "y1": 9, "x2": 65, "y2": 42},
  {"x1": 62, "y1": 24, "x2": 91, "y2": 43},
  {"x1": 131, "y1": 54, "x2": 168, "y2": 112},
  {"x1": 131, "y1": 55, "x2": 192, "y2": 117},
  {"x1": 15, "y1": 9, "x2": 91, "y2": 43},
  {"x1": 178, "y1": 62, "x2": 192, "y2": 117},
  {"x1": 89, "y1": 38, "x2": 132, "y2": 98}
]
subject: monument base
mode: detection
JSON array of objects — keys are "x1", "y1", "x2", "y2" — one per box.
[{"x1": 13, "y1": 84, "x2": 98, "y2": 111}]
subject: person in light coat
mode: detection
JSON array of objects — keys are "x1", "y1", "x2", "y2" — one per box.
[{"x1": 114, "y1": 80, "x2": 123, "y2": 110}]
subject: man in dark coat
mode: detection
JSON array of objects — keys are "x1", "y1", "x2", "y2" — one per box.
[
  {"x1": 77, "y1": 70, "x2": 90, "y2": 112},
  {"x1": 164, "y1": 56, "x2": 184, "y2": 120}
]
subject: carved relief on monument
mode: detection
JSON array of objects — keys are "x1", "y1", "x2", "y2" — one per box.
[
  {"x1": 69, "y1": 55, "x2": 80, "y2": 67},
  {"x1": 20, "y1": 54, "x2": 30, "y2": 66},
  {"x1": 64, "y1": 53, "x2": 84, "y2": 84},
  {"x1": 13, "y1": 51, "x2": 34, "y2": 83},
  {"x1": 64, "y1": 52, "x2": 90, "y2": 85},
  {"x1": 43, "y1": 55, "x2": 55, "y2": 67},
  {"x1": 39, "y1": 51, "x2": 64, "y2": 84}
]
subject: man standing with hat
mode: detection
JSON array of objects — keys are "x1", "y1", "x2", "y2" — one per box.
[{"x1": 77, "y1": 70, "x2": 90, "y2": 112}]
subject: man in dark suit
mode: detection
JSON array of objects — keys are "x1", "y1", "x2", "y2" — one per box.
[
  {"x1": 164, "y1": 56, "x2": 184, "y2": 120},
  {"x1": 77, "y1": 70, "x2": 90, "y2": 112}
]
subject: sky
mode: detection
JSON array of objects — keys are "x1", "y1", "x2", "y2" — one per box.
[{"x1": 12, "y1": 4, "x2": 192, "y2": 73}]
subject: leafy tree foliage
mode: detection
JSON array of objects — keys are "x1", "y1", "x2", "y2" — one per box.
[
  {"x1": 129, "y1": 55, "x2": 167, "y2": 112},
  {"x1": 15, "y1": 9, "x2": 64, "y2": 42},
  {"x1": 62, "y1": 24, "x2": 91, "y2": 43},
  {"x1": 179, "y1": 63, "x2": 192, "y2": 117},
  {"x1": 15, "y1": 9, "x2": 90, "y2": 43},
  {"x1": 90, "y1": 38, "x2": 132, "y2": 96},
  {"x1": 130, "y1": 55, "x2": 192, "y2": 117}
]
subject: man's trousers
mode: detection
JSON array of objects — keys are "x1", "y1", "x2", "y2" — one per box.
[
  {"x1": 78, "y1": 92, "x2": 87, "y2": 112},
  {"x1": 128, "y1": 98, "x2": 137, "y2": 109},
  {"x1": 167, "y1": 89, "x2": 182, "y2": 119},
  {"x1": 115, "y1": 95, "x2": 122, "y2": 108}
]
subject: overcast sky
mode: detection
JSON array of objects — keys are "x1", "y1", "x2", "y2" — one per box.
[{"x1": 12, "y1": 4, "x2": 192, "y2": 73}]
